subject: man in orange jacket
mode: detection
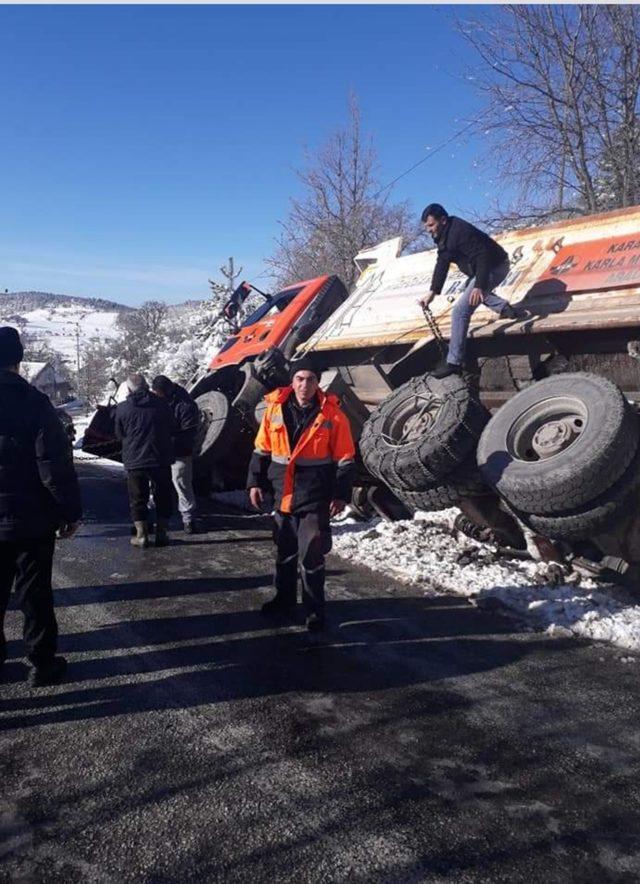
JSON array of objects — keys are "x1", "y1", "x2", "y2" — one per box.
[{"x1": 247, "y1": 357, "x2": 356, "y2": 631}]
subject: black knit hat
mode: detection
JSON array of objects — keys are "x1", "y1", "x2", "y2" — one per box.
[
  {"x1": 0, "y1": 326, "x2": 24, "y2": 368},
  {"x1": 289, "y1": 355, "x2": 320, "y2": 381}
]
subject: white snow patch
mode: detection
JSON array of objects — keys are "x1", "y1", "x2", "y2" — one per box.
[{"x1": 332, "y1": 510, "x2": 640, "y2": 652}]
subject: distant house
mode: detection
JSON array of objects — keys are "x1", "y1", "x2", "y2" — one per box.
[{"x1": 21, "y1": 361, "x2": 73, "y2": 405}]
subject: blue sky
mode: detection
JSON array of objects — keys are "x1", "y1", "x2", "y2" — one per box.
[{"x1": 0, "y1": 4, "x2": 495, "y2": 305}]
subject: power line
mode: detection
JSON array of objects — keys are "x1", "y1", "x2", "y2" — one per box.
[{"x1": 373, "y1": 117, "x2": 481, "y2": 200}]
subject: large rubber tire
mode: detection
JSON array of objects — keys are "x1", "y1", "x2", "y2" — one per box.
[
  {"x1": 193, "y1": 391, "x2": 237, "y2": 465},
  {"x1": 360, "y1": 374, "x2": 490, "y2": 491},
  {"x1": 392, "y1": 459, "x2": 489, "y2": 513},
  {"x1": 520, "y1": 443, "x2": 640, "y2": 541},
  {"x1": 477, "y1": 373, "x2": 639, "y2": 515}
]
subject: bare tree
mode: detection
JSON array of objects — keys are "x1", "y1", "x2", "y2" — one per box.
[
  {"x1": 266, "y1": 96, "x2": 421, "y2": 290},
  {"x1": 137, "y1": 300, "x2": 168, "y2": 337},
  {"x1": 458, "y1": 5, "x2": 640, "y2": 225}
]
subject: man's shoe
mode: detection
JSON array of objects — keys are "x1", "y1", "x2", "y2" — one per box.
[
  {"x1": 130, "y1": 519, "x2": 154, "y2": 536},
  {"x1": 305, "y1": 613, "x2": 325, "y2": 633},
  {"x1": 500, "y1": 303, "x2": 530, "y2": 320},
  {"x1": 261, "y1": 596, "x2": 296, "y2": 617},
  {"x1": 155, "y1": 518, "x2": 170, "y2": 547},
  {"x1": 183, "y1": 518, "x2": 200, "y2": 535},
  {"x1": 28, "y1": 656, "x2": 67, "y2": 688},
  {"x1": 130, "y1": 520, "x2": 149, "y2": 548},
  {"x1": 431, "y1": 360, "x2": 462, "y2": 379}
]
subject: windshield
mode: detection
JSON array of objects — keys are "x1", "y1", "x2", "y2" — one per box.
[{"x1": 240, "y1": 286, "x2": 303, "y2": 328}]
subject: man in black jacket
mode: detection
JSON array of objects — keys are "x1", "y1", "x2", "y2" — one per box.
[
  {"x1": 0, "y1": 327, "x2": 82, "y2": 687},
  {"x1": 115, "y1": 374, "x2": 176, "y2": 548},
  {"x1": 152, "y1": 375, "x2": 200, "y2": 534},
  {"x1": 419, "y1": 203, "x2": 518, "y2": 378}
]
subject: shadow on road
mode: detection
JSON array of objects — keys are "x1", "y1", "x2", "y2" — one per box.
[{"x1": 0, "y1": 593, "x2": 573, "y2": 731}]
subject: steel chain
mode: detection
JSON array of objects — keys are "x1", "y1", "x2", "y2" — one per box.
[{"x1": 421, "y1": 305, "x2": 447, "y2": 358}]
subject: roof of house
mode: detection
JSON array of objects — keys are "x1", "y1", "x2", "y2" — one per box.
[
  {"x1": 20, "y1": 361, "x2": 48, "y2": 382},
  {"x1": 21, "y1": 361, "x2": 70, "y2": 385}
]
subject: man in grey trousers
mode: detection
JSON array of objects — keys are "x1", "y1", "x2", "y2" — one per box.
[{"x1": 152, "y1": 375, "x2": 201, "y2": 534}]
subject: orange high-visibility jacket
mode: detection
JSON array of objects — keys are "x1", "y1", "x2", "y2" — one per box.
[{"x1": 246, "y1": 386, "x2": 356, "y2": 514}]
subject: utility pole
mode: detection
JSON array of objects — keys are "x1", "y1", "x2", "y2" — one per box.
[
  {"x1": 208, "y1": 256, "x2": 243, "y2": 302},
  {"x1": 219, "y1": 256, "x2": 243, "y2": 297},
  {"x1": 75, "y1": 322, "x2": 81, "y2": 374}
]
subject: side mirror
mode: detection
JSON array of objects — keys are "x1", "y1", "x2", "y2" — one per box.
[{"x1": 223, "y1": 281, "x2": 253, "y2": 320}]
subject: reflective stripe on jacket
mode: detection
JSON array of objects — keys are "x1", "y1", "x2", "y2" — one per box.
[{"x1": 246, "y1": 386, "x2": 356, "y2": 514}]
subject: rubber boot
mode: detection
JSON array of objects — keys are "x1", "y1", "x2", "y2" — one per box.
[
  {"x1": 155, "y1": 518, "x2": 169, "y2": 547},
  {"x1": 130, "y1": 520, "x2": 149, "y2": 548}
]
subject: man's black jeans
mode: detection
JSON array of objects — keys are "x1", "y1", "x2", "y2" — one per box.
[
  {"x1": 273, "y1": 506, "x2": 332, "y2": 617},
  {"x1": 0, "y1": 535, "x2": 57, "y2": 666},
  {"x1": 126, "y1": 467, "x2": 173, "y2": 522}
]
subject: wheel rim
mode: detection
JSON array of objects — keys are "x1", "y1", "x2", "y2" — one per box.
[
  {"x1": 506, "y1": 396, "x2": 587, "y2": 462},
  {"x1": 381, "y1": 394, "x2": 443, "y2": 447}
]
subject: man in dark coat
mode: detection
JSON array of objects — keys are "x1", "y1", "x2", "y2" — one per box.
[
  {"x1": 418, "y1": 203, "x2": 520, "y2": 377},
  {"x1": 152, "y1": 375, "x2": 200, "y2": 534},
  {"x1": 115, "y1": 373, "x2": 176, "y2": 548},
  {"x1": 247, "y1": 356, "x2": 356, "y2": 632},
  {"x1": 0, "y1": 326, "x2": 82, "y2": 686}
]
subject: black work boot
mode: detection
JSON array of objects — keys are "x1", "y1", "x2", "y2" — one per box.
[
  {"x1": 305, "y1": 612, "x2": 326, "y2": 633},
  {"x1": 155, "y1": 518, "x2": 170, "y2": 547},
  {"x1": 28, "y1": 656, "x2": 67, "y2": 688},
  {"x1": 500, "y1": 303, "x2": 530, "y2": 320},
  {"x1": 431, "y1": 360, "x2": 462, "y2": 379},
  {"x1": 261, "y1": 595, "x2": 296, "y2": 618}
]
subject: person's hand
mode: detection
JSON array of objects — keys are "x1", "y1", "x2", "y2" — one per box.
[
  {"x1": 56, "y1": 522, "x2": 80, "y2": 539},
  {"x1": 249, "y1": 487, "x2": 264, "y2": 510},
  {"x1": 329, "y1": 499, "x2": 346, "y2": 518},
  {"x1": 469, "y1": 287, "x2": 483, "y2": 307},
  {"x1": 418, "y1": 292, "x2": 436, "y2": 309}
]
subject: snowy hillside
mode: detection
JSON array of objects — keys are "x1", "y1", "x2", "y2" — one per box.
[{"x1": 0, "y1": 291, "x2": 129, "y2": 363}]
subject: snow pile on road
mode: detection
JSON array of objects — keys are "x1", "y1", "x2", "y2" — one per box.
[{"x1": 332, "y1": 510, "x2": 640, "y2": 652}]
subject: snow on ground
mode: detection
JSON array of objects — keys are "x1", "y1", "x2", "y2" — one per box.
[
  {"x1": 331, "y1": 510, "x2": 640, "y2": 654},
  {"x1": 15, "y1": 305, "x2": 121, "y2": 361}
]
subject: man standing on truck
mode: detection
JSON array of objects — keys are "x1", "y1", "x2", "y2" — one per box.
[
  {"x1": 151, "y1": 375, "x2": 201, "y2": 534},
  {"x1": 247, "y1": 357, "x2": 356, "y2": 632},
  {"x1": 418, "y1": 203, "x2": 518, "y2": 378},
  {"x1": 115, "y1": 374, "x2": 176, "y2": 548},
  {"x1": 0, "y1": 326, "x2": 82, "y2": 687}
]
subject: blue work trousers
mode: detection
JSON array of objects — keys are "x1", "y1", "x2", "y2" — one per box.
[{"x1": 447, "y1": 259, "x2": 510, "y2": 366}]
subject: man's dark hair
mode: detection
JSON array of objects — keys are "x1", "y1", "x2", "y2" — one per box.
[
  {"x1": 421, "y1": 203, "x2": 449, "y2": 223},
  {"x1": 151, "y1": 375, "x2": 174, "y2": 397}
]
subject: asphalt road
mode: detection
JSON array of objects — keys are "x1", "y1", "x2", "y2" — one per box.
[{"x1": 2, "y1": 462, "x2": 640, "y2": 883}]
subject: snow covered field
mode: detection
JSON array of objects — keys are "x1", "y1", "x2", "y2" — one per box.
[
  {"x1": 10, "y1": 304, "x2": 121, "y2": 361},
  {"x1": 332, "y1": 511, "x2": 640, "y2": 654}
]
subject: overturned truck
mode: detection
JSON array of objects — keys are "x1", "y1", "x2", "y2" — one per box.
[{"x1": 299, "y1": 206, "x2": 640, "y2": 581}]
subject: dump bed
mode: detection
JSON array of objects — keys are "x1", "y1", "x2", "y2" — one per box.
[{"x1": 302, "y1": 206, "x2": 640, "y2": 354}]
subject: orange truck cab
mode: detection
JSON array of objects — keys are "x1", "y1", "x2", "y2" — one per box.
[
  {"x1": 82, "y1": 274, "x2": 348, "y2": 489},
  {"x1": 187, "y1": 274, "x2": 348, "y2": 489}
]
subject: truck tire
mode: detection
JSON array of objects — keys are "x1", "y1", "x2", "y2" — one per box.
[
  {"x1": 520, "y1": 444, "x2": 640, "y2": 541},
  {"x1": 477, "y1": 373, "x2": 639, "y2": 515},
  {"x1": 392, "y1": 459, "x2": 489, "y2": 513},
  {"x1": 360, "y1": 374, "x2": 490, "y2": 491},
  {"x1": 193, "y1": 391, "x2": 237, "y2": 465}
]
